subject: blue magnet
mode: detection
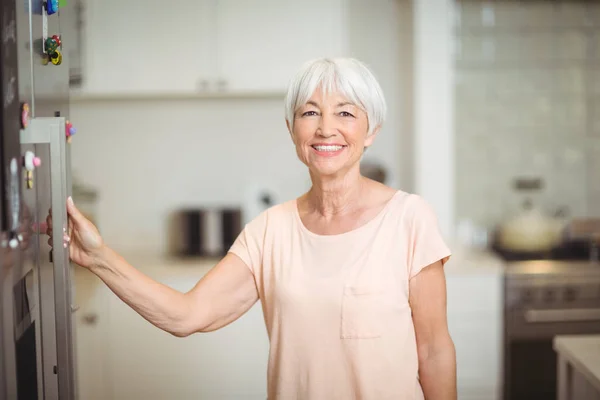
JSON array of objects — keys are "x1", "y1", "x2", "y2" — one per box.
[{"x1": 46, "y1": 0, "x2": 58, "y2": 15}]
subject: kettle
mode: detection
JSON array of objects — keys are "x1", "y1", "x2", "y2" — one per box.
[{"x1": 496, "y1": 198, "x2": 565, "y2": 253}]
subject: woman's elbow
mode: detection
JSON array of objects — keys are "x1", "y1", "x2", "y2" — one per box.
[
  {"x1": 166, "y1": 301, "x2": 209, "y2": 338},
  {"x1": 165, "y1": 318, "x2": 197, "y2": 337},
  {"x1": 169, "y1": 328, "x2": 191, "y2": 338},
  {"x1": 168, "y1": 320, "x2": 210, "y2": 337}
]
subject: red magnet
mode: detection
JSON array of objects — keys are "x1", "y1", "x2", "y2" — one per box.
[
  {"x1": 65, "y1": 120, "x2": 77, "y2": 142},
  {"x1": 20, "y1": 102, "x2": 30, "y2": 129}
]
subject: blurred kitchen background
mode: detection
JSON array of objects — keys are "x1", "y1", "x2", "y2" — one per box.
[{"x1": 66, "y1": 1, "x2": 600, "y2": 400}]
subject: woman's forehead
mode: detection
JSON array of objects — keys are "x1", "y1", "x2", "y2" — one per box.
[{"x1": 303, "y1": 90, "x2": 355, "y2": 106}]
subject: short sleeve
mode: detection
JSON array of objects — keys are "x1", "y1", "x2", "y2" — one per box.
[
  {"x1": 227, "y1": 210, "x2": 268, "y2": 275},
  {"x1": 407, "y1": 196, "x2": 452, "y2": 279}
]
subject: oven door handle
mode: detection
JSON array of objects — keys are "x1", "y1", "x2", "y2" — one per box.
[{"x1": 524, "y1": 308, "x2": 600, "y2": 323}]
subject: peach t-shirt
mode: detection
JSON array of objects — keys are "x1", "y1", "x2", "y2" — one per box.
[{"x1": 229, "y1": 190, "x2": 451, "y2": 400}]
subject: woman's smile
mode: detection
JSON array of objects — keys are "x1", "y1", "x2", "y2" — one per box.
[{"x1": 310, "y1": 143, "x2": 347, "y2": 157}]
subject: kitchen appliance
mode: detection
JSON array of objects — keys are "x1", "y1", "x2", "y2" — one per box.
[
  {"x1": 498, "y1": 229, "x2": 600, "y2": 400},
  {"x1": 242, "y1": 182, "x2": 282, "y2": 226},
  {"x1": 172, "y1": 207, "x2": 242, "y2": 257},
  {"x1": 495, "y1": 199, "x2": 565, "y2": 254},
  {"x1": 495, "y1": 177, "x2": 566, "y2": 254},
  {"x1": 1, "y1": 0, "x2": 78, "y2": 399}
]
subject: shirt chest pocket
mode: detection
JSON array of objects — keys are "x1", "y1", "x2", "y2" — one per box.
[{"x1": 340, "y1": 285, "x2": 386, "y2": 339}]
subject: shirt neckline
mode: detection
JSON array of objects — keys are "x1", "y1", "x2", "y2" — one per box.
[{"x1": 293, "y1": 190, "x2": 403, "y2": 240}]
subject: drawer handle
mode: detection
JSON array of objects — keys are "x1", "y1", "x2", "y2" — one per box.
[
  {"x1": 82, "y1": 313, "x2": 98, "y2": 325},
  {"x1": 524, "y1": 308, "x2": 600, "y2": 323}
]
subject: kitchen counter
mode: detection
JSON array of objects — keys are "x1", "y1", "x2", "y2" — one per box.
[
  {"x1": 444, "y1": 241, "x2": 505, "y2": 275},
  {"x1": 554, "y1": 335, "x2": 600, "y2": 400}
]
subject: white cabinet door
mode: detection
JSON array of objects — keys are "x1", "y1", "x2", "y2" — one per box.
[
  {"x1": 106, "y1": 275, "x2": 269, "y2": 400},
  {"x1": 215, "y1": 0, "x2": 348, "y2": 93},
  {"x1": 457, "y1": 387, "x2": 500, "y2": 400},
  {"x1": 446, "y1": 273, "x2": 503, "y2": 400},
  {"x1": 449, "y1": 315, "x2": 501, "y2": 387},
  {"x1": 82, "y1": 0, "x2": 214, "y2": 94},
  {"x1": 72, "y1": 268, "x2": 110, "y2": 400}
]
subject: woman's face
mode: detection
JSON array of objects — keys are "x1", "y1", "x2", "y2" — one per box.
[{"x1": 289, "y1": 89, "x2": 378, "y2": 179}]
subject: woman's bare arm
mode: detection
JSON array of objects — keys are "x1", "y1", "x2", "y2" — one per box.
[
  {"x1": 91, "y1": 247, "x2": 258, "y2": 337},
  {"x1": 410, "y1": 260, "x2": 457, "y2": 400}
]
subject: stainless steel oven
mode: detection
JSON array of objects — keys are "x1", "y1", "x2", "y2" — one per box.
[{"x1": 503, "y1": 260, "x2": 600, "y2": 400}]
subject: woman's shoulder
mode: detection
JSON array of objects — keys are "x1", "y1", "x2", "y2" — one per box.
[{"x1": 386, "y1": 189, "x2": 440, "y2": 221}]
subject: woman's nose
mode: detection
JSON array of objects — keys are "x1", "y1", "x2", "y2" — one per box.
[
  {"x1": 317, "y1": 129, "x2": 335, "y2": 138},
  {"x1": 317, "y1": 115, "x2": 337, "y2": 137}
]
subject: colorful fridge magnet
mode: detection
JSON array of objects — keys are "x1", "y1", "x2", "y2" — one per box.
[
  {"x1": 43, "y1": 35, "x2": 62, "y2": 65},
  {"x1": 46, "y1": 0, "x2": 59, "y2": 15},
  {"x1": 65, "y1": 120, "x2": 76, "y2": 143},
  {"x1": 23, "y1": 151, "x2": 42, "y2": 189},
  {"x1": 45, "y1": 35, "x2": 61, "y2": 53},
  {"x1": 20, "y1": 102, "x2": 30, "y2": 129}
]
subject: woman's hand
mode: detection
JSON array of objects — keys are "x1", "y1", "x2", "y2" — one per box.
[{"x1": 46, "y1": 197, "x2": 104, "y2": 268}]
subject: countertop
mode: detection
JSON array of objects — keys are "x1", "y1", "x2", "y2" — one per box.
[
  {"x1": 554, "y1": 335, "x2": 600, "y2": 393},
  {"x1": 443, "y1": 241, "x2": 505, "y2": 274}
]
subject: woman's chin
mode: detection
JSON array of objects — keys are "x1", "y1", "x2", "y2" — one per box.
[{"x1": 308, "y1": 162, "x2": 355, "y2": 180}]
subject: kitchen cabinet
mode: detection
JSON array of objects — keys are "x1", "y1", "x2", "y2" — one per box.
[
  {"x1": 214, "y1": 0, "x2": 348, "y2": 93},
  {"x1": 72, "y1": 268, "x2": 110, "y2": 400},
  {"x1": 79, "y1": 0, "x2": 348, "y2": 97},
  {"x1": 82, "y1": 0, "x2": 214, "y2": 95},
  {"x1": 554, "y1": 335, "x2": 600, "y2": 400},
  {"x1": 73, "y1": 260, "x2": 269, "y2": 400},
  {"x1": 446, "y1": 271, "x2": 503, "y2": 400},
  {"x1": 106, "y1": 278, "x2": 269, "y2": 400}
]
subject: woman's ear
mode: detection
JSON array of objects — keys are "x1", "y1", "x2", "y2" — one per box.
[
  {"x1": 364, "y1": 125, "x2": 381, "y2": 147},
  {"x1": 286, "y1": 119, "x2": 297, "y2": 145}
]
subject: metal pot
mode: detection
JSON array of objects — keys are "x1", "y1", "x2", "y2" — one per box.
[{"x1": 496, "y1": 199, "x2": 565, "y2": 253}]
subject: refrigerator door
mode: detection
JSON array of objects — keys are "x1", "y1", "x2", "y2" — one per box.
[
  {"x1": 2, "y1": 0, "x2": 77, "y2": 398},
  {"x1": 3, "y1": 0, "x2": 78, "y2": 398},
  {"x1": 27, "y1": 1, "x2": 77, "y2": 399},
  {"x1": 21, "y1": 117, "x2": 76, "y2": 400}
]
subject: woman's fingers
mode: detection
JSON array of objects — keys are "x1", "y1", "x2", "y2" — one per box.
[{"x1": 47, "y1": 235, "x2": 70, "y2": 248}]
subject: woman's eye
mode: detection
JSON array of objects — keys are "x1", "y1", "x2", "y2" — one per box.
[
  {"x1": 302, "y1": 111, "x2": 318, "y2": 117},
  {"x1": 339, "y1": 111, "x2": 355, "y2": 117}
]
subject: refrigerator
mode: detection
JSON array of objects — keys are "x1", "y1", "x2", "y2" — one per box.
[{"x1": 1, "y1": 0, "x2": 80, "y2": 398}]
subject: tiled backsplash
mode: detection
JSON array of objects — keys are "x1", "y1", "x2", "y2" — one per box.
[{"x1": 454, "y1": 0, "x2": 600, "y2": 229}]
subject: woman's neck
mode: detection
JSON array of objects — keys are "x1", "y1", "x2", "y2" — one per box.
[{"x1": 307, "y1": 168, "x2": 368, "y2": 218}]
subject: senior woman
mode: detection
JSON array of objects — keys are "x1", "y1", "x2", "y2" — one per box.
[{"x1": 48, "y1": 57, "x2": 456, "y2": 399}]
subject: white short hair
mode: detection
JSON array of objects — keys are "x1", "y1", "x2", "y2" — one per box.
[{"x1": 284, "y1": 57, "x2": 387, "y2": 136}]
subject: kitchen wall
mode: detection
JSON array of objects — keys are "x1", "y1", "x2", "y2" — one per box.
[
  {"x1": 68, "y1": 0, "x2": 406, "y2": 253},
  {"x1": 454, "y1": 0, "x2": 600, "y2": 229}
]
